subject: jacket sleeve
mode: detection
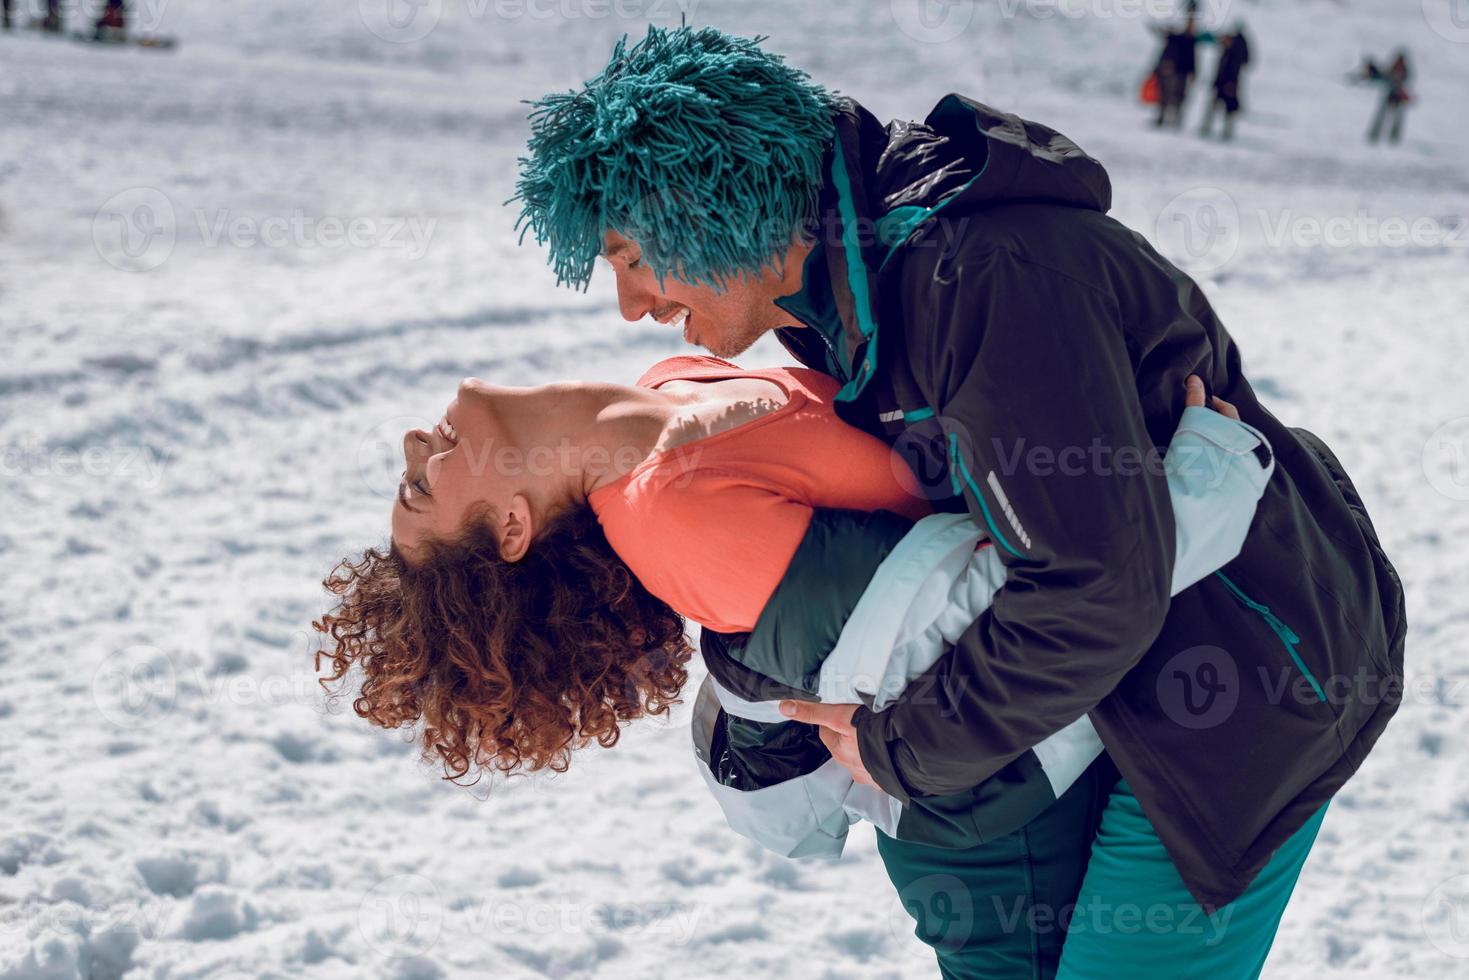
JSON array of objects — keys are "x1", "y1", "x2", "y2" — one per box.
[
  {"x1": 690, "y1": 674, "x2": 900, "y2": 858},
  {"x1": 853, "y1": 246, "x2": 1177, "y2": 803}
]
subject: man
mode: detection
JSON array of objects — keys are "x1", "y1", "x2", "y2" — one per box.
[
  {"x1": 94, "y1": 0, "x2": 125, "y2": 40},
  {"x1": 1150, "y1": 11, "x2": 1200, "y2": 129},
  {"x1": 1362, "y1": 49, "x2": 1412, "y2": 145},
  {"x1": 513, "y1": 26, "x2": 1405, "y2": 978},
  {"x1": 1200, "y1": 26, "x2": 1251, "y2": 141},
  {"x1": 2, "y1": 0, "x2": 60, "y2": 32}
]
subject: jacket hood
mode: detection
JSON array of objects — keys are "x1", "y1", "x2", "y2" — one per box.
[
  {"x1": 775, "y1": 94, "x2": 1111, "y2": 403},
  {"x1": 874, "y1": 93, "x2": 1111, "y2": 222}
]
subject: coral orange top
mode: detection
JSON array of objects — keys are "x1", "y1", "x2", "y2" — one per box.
[{"x1": 589, "y1": 356, "x2": 932, "y2": 633}]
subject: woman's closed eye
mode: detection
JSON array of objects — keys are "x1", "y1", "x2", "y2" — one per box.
[
  {"x1": 405, "y1": 429, "x2": 449, "y2": 498},
  {"x1": 399, "y1": 468, "x2": 432, "y2": 501}
]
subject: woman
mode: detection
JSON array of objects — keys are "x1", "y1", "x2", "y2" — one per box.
[{"x1": 315, "y1": 354, "x2": 1267, "y2": 976}]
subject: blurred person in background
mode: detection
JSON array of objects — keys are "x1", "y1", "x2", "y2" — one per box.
[
  {"x1": 2, "y1": 0, "x2": 61, "y2": 32},
  {"x1": 93, "y1": 0, "x2": 126, "y2": 40},
  {"x1": 1360, "y1": 49, "x2": 1412, "y2": 145},
  {"x1": 1149, "y1": 5, "x2": 1201, "y2": 128},
  {"x1": 1199, "y1": 25, "x2": 1251, "y2": 141}
]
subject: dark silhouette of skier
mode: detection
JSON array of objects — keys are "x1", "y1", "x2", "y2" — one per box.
[
  {"x1": 1151, "y1": 11, "x2": 1200, "y2": 128},
  {"x1": 94, "y1": 0, "x2": 126, "y2": 40},
  {"x1": 1200, "y1": 26, "x2": 1251, "y2": 141},
  {"x1": 2, "y1": 0, "x2": 60, "y2": 32},
  {"x1": 1360, "y1": 50, "x2": 1411, "y2": 145}
]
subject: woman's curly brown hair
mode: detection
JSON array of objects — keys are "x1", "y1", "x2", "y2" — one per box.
[{"x1": 312, "y1": 504, "x2": 692, "y2": 783}]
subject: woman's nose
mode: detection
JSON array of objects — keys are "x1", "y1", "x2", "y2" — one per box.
[{"x1": 401, "y1": 428, "x2": 430, "y2": 464}]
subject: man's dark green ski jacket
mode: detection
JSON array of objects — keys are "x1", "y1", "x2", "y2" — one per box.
[{"x1": 703, "y1": 93, "x2": 1407, "y2": 910}]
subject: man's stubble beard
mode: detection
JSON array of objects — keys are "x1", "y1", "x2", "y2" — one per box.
[
  {"x1": 702, "y1": 315, "x2": 782, "y2": 360},
  {"x1": 702, "y1": 329, "x2": 756, "y2": 359}
]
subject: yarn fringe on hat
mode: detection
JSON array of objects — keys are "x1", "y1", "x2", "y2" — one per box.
[{"x1": 510, "y1": 25, "x2": 838, "y2": 292}]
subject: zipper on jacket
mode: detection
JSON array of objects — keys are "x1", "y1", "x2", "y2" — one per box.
[
  {"x1": 1213, "y1": 571, "x2": 1327, "y2": 703},
  {"x1": 815, "y1": 329, "x2": 846, "y2": 383}
]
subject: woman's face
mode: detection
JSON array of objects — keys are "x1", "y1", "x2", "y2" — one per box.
[{"x1": 390, "y1": 378, "x2": 542, "y2": 563}]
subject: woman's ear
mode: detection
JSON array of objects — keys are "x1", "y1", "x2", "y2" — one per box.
[{"x1": 498, "y1": 493, "x2": 535, "y2": 562}]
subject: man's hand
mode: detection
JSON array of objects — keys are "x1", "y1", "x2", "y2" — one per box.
[
  {"x1": 1184, "y1": 374, "x2": 1239, "y2": 418},
  {"x1": 773, "y1": 379, "x2": 1230, "y2": 798},
  {"x1": 778, "y1": 701, "x2": 878, "y2": 788}
]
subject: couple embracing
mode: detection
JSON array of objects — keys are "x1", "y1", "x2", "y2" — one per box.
[{"x1": 315, "y1": 27, "x2": 1405, "y2": 979}]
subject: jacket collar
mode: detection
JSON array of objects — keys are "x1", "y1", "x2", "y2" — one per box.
[{"x1": 773, "y1": 94, "x2": 1112, "y2": 425}]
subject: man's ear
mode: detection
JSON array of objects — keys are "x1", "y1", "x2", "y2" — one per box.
[
  {"x1": 498, "y1": 493, "x2": 535, "y2": 563},
  {"x1": 777, "y1": 232, "x2": 815, "y2": 293}
]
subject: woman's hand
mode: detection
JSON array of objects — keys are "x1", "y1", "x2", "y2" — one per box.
[{"x1": 1186, "y1": 374, "x2": 1239, "y2": 419}]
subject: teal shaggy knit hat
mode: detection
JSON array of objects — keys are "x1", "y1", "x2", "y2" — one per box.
[{"x1": 510, "y1": 25, "x2": 839, "y2": 291}]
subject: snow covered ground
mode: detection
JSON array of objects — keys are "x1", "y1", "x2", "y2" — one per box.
[{"x1": 1, "y1": 0, "x2": 1466, "y2": 976}]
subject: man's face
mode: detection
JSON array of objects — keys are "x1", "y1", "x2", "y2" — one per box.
[{"x1": 601, "y1": 230, "x2": 809, "y2": 359}]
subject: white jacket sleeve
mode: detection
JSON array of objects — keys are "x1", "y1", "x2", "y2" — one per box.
[{"x1": 819, "y1": 406, "x2": 1275, "y2": 711}]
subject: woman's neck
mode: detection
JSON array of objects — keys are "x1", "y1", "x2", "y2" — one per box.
[{"x1": 503, "y1": 381, "x2": 692, "y2": 502}]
